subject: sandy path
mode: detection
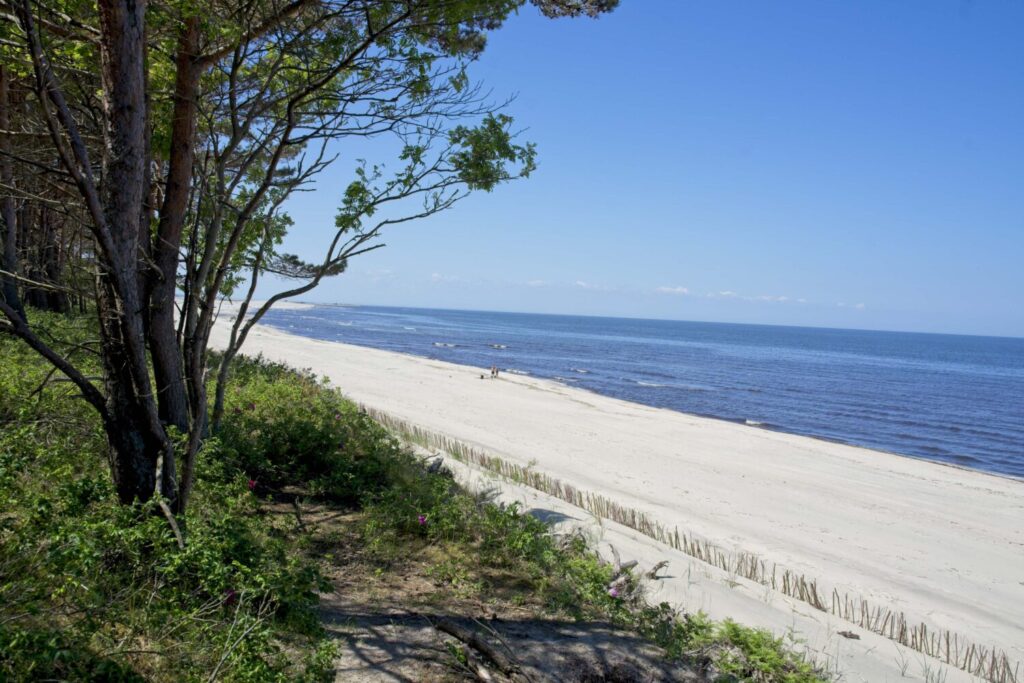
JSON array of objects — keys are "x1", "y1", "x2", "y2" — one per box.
[{"x1": 210, "y1": 315, "x2": 1024, "y2": 681}]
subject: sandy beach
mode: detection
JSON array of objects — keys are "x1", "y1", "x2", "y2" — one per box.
[{"x1": 211, "y1": 310, "x2": 1024, "y2": 682}]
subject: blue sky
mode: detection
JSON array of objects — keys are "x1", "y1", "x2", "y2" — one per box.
[{"x1": 264, "y1": 0, "x2": 1024, "y2": 337}]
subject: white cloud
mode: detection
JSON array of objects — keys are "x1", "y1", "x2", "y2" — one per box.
[
  {"x1": 707, "y1": 290, "x2": 797, "y2": 303},
  {"x1": 574, "y1": 280, "x2": 615, "y2": 291},
  {"x1": 430, "y1": 272, "x2": 462, "y2": 284},
  {"x1": 854, "y1": 302, "x2": 866, "y2": 310},
  {"x1": 655, "y1": 285, "x2": 689, "y2": 295},
  {"x1": 526, "y1": 279, "x2": 548, "y2": 288}
]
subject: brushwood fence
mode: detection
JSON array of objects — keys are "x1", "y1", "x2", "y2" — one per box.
[{"x1": 363, "y1": 406, "x2": 1020, "y2": 683}]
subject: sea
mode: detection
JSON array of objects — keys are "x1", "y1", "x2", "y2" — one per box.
[{"x1": 259, "y1": 305, "x2": 1024, "y2": 479}]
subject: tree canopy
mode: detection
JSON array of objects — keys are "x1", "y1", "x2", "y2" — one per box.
[{"x1": 0, "y1": 0, "x2": 616, "y2": 523}]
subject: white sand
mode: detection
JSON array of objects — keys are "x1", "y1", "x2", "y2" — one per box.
[{"x1": 210, "y1": 315, "x2": 1024, "y2": 682}]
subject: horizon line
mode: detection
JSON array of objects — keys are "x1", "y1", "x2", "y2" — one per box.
[{"x1": 286, "y1": 300, "x2": 1024, "y2": 341}]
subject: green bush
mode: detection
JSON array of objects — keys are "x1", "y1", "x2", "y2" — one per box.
[
  {"x1": 1, "y1": 320, "x2": 333, "y2": 682},
  {"x1": 218, "y1": 357, "x2": 392, "y2": 504},
  {"x1": 0, "y1": 624, "x2": 146, "y2": 682}
]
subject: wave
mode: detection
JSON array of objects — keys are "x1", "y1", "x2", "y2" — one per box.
[
  {"x1": 569, "y1": 367, "x2": 590, "y2": 374},
  {"x1": 403, "y1": 326, "x2": 416, "y2": 330},
  {"x1": 745, "y1": 419, "x2": 764, "y2": 427},
  {"x1": 916, "y1": 444, "x2": 953, "y2": 456},
  {"x1": 634, "y1": 369, "x2": 679, "y2": 381},
  {"x1": 504, "y1": 368, "x2": 530, "y2": 375},
  {"x1": 490, "y1": 343, "x2": 508, "y2": 349},
  {"x1": 432, "y1": 342, "x2": 457, "y2": 348},
  {"x1": 945, "y1": 453, "x2": 981, "y2": 465},
  {"x1": 632, "y1": 379, "x2": 715, "y2": 392}
]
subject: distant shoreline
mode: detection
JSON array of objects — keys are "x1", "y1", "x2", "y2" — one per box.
[
  {"x1": 248, "y1": 302, "x2": 1024, "y2": 479},
  {"x1": 285, "y1": 301, "x2": 1024, "y2": 341},
  {"x1": 270, "y1": 326, "x2": 1024, "y2": 484}
]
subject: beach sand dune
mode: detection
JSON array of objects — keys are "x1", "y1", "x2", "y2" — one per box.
[{"x1": 211, "y1": 315, "x2": 1024, "y2": 682}]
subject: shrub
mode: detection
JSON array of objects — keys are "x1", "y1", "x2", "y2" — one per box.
[
  {"x1": 217, "y1": 356, "x2": 393, "y2": 504},
  {"x1": 0, "y1": 624, "x2": 146, "y2": 682},
  {"x1": 1, "y1": 321, "x2": 333, "y2": 682}
]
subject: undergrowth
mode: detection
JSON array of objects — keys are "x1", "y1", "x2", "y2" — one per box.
[
  {"x1": 0, "y1": 313, "x2": 335, "y2": 681},
  {"x1": 356, "y1": 447, "x2": 826, "y2": 682}
]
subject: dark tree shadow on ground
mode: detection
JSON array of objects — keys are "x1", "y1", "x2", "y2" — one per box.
[{"x1": 321, "y1": 607, "x2": 703, "y2": 683}]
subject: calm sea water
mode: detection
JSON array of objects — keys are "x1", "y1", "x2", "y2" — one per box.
[{"x1": 259, "y1": 305, "x2": 1024, "y2": 478}]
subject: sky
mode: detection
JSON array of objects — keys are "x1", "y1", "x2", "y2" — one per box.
[{"x1": 261, "y1": 0, "x2": 1024, "y2": 337}]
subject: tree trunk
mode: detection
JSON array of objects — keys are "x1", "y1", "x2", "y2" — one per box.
[
  {"x1": 0, "y1": 65, "x2": 26, "y2": 322},
  {"x1": 150, "y1": 17, "x2": 201, "y2": 436},
  {"x1": 43, "y1": 213, "x2": 69, "y2": 313},
  {"x1": 98, "y1": 279, "x2": 178, "y2": 504},
  {"x1": 21, "y1": 206, "x2": 70, "y2": 313},
  {"x1": 105, "y1": 396, "x2": 162, "y2": 504},
  {"x1": 23, "y1": 206, "x2": 48, "y2": 309},
  {"x1": 95, "y1": 0, "x2": 178, "y2": 507},
  {"x1": 211, "y1": 347, "x2": 235, "y2": 432},
  {"x1": 149, "y1": 17, "x2": 208, "y2": 510}
]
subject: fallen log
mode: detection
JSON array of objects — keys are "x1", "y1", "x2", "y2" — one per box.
[{"x1": 435, "y1": 618, "x2": 530, "y2": 682}]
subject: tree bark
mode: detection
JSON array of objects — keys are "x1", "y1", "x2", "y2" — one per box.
[
  {"x1": 0, "y1": 65, "x2": 26, "y2": 322},
  {"x1": 42, "y1": 211, "x2": 69, "y2": 313},
  {"x1": 95, "y1": 0, "x2": 177, "y2": 506},
  {"x1": 149, "y1": 17, "x2": 201, "y2": 438}
]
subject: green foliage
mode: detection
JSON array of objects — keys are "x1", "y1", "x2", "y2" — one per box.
[
  {"x1": 477, "y1": 502, "x2": 553, "y2": 564},
  {"x1": 0, "y1": 312, "x2": 106, "y2": 497},
  {"x1": 449, "y1": 113, "x2": 537, "y2": 191},
  {"x1": 0, "y1": 625, "x2": 146, "y2": 682},
  {"x1": 701, "y1": 619, "x2": 822, "y2": 682},
  {"x1": 0, "y1": 320, "x2": 333, "y2": 682},
  {"x1": 217, "y1": 356, "x2": 393, "y2": 504}
]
